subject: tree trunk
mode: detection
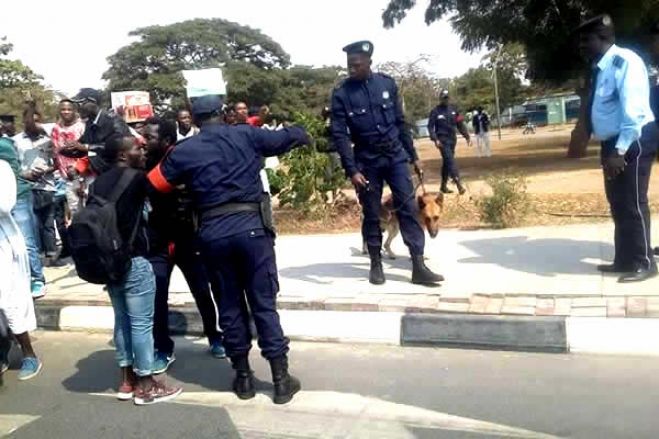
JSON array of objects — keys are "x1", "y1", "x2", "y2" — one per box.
[{"x1": 567, "y1": 85, "x2": 589, "y2": 158}]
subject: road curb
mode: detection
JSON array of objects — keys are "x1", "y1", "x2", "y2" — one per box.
[{"x1": 33, "y1": 302, "x2": 659, "y2": 355}]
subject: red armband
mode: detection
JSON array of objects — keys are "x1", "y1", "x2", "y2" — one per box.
[{"x1": 148, "y1": 163, "x2": 175, "y2": 193}]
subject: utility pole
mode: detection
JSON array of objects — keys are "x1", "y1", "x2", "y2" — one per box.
[{"x1": 492, "y1": 46, "x2": 503, "y2": 140}]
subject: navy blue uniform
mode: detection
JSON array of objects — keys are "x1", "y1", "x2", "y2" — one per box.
[
  {"x1": 428, "y1": 104, "x2": 469, "y2": 185},
  {"x1": 149, "y1": 124, "x2": 309, "y2": 359},
  {"x1": 331, "y1": 72, "x2": 425, "y2": 256}
]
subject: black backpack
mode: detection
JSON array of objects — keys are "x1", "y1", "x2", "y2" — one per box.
[{"x1": 69, "y1": 169, "x2": 141, "y2": 284}]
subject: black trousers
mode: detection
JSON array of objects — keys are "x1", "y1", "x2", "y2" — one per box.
[
  {"x1": 602, "y1": 123, "x2": 658, "y2": 271},
  {"x1": 149, "y1": 237, "x2": 223, "y2": 355},
  {"x1": 200, "y1": 228, "x2": 288, "y2": 360},
  {"x1": 32, "y1": 190, "x2": 57, "y2": 257},
  {"x1": 54, "y1": 196, "x2": 71, "y2": 257}
]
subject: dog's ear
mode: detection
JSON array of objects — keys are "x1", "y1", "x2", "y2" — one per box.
[
  {"x1": 435, "y1": 192, "x2": 444, "y2": 208},
  {"x1": 417, "y1": 195, "x2": 426, "y2": 209}
]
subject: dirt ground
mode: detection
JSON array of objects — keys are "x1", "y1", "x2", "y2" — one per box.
[{"x1": 275, "y1": 125, "x2": 659, "y2": 234}]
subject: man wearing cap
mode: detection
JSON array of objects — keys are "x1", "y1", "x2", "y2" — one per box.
[
  {"x1": 64, "y1": 88, "x2": 131, "y2": 176},
  {"x1": 148, "y1": 95, "x2": 310, "y2": 404},
  {"x1": 578, "y1": 14, "x2": 658, "y2": 282},
  {"x1": 428, "y1": 90, "x2": 471, "y2": 194},
  {"x1": 331, "y1": 40, "x2": 444, "y2": 286}
]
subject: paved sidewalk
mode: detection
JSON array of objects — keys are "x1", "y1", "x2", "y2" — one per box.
[{"x1": 42, "y1": 221, "x2": 659, "y2": 318}]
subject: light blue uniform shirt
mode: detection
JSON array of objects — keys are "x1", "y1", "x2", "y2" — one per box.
[{"x1": 591, "y1": 44, "x2": 655, "y2": 154}]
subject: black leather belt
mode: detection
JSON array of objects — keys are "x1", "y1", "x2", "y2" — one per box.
[{"x1": 200, "y1": 202, "x2": 260, "y2": 222}]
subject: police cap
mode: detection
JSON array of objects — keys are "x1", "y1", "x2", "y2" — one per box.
[
  {"x1": 575, "y1": 14, "x2": 614, "y2": 36},
  {"x1": 342, "y1": 40, "x2": 374, "y2": 57},
  {"x1": 440, "y1": 89, "x2": 450, "y2": 99},
  {"x1": 191, "y1": 95, "x2": 224, "y2": 117},
  {"x1": 72, "y1": 88, "x2": 103, "y2": 104}
]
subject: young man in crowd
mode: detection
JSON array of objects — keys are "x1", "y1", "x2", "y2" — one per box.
[
  {"x1": 142, "y1": 116, "x2": 225, "y2": 374},
  {"x1": 234, "y1": 102, "x2": 249, "y2": 124},
  {"x1": 92, "y1": 134, "x2": 181, "y2": 405},
  {"x1": 50, "y1": 99, "x2": 85, "y2": 262},
  {"x1": 472, "y1": 106, "x2": 492, "y2": 157},
  {"x1": 176, "y1": 109, "x2": 199, "y2": 141}
]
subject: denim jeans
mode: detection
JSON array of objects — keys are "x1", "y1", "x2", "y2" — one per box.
[
  {"x1": 11, "y1": 196, "x2": 45, "y2": 283},
  {"x1": 107, "y1": 257, "x2": 156, "y2": 377}
]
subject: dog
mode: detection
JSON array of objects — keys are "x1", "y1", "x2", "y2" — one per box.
[{"x1": 362, "y1": 192, "x2": 444, "y2": 259}]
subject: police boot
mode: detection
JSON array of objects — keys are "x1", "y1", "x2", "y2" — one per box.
[
  {"x1": 231, "y1": 355, "x2": 256, "y2": 400},
  {"x1": 269, "y1": 355, "x2": 301, "y2": 405},
  {"x1": 411, "y1": 255, "x2": 444, "y2": 285},
  {"x1": 440, "y1": 181, "x2": 453, "y2": 194},
  {"x1": 455, "y1": 180, "x2": 467, "y2": 195},
  {"x1": 368, "y1": 246, "x2": 386, "y2": 285}
]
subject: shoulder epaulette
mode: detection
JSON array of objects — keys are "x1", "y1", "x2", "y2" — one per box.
[{"x1": 612, "y1": 55, "x2": 625, "y2": 68}]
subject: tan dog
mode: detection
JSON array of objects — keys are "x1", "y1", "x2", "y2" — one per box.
[{"x1": 362, "y1": 192, "x2": 444, "y2": 259}]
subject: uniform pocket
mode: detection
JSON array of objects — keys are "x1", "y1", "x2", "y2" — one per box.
[
  {"x1": 348, "y1": 108, "x2": 370, "y2": 131},
  {"x1": 382, "y1": 101, "x2": 396, "y2": 124},
  {"x1": 268, "y1": 267, "x2": 280, "y2": 295}
]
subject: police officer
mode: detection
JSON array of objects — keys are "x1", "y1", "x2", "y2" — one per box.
[
  {"x1": 148, "y1": 95, "x2": 309, "y2": 404},
  {"x1": 578, "y1": 15, "x2": 658, "y2": 282},
  {"x1": 142, "y1": 116, "x2": 225, "y2": 375},
  {"x1": 331, "y1": 40, "x2": 443, "y2": 286},
  {"x1": 428, "y1": 89, "x2": 471, "y2": 194},
  {"x1": 650, "y1": 22, "x2": 659, "y2": 257}
]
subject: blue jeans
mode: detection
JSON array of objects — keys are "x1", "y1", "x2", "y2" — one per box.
[
  {"x1": 11, "y1": 196, "x2": 45, "y2": 283},
  {"x1": 107, "y1": 257, "x2": 156, "y2": 377}
]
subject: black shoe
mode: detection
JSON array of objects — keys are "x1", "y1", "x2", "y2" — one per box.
[
  {"x1": 618, "y1": 267, "x2": 659, "y2": 283},
  {"x1": 231, "y1": 355, "x2": 255, "y2": 400},
  {"x1": 269, "y1": 355, "x2": 301, "y2": 405},
  {"x1": 440, "y1": 185, "x2": 453, "y2": 194},
  {"x1": 368, "y1": 247, "x2": 385, "y2": 285},
  {"x1": 456, "y1": 183, "x2": 466, "y2": 195},
  {"x1": 597, "y1": 264, "x2": 630, "y2": 274},
  {"x1": 411, "y1": 255, "x2": 444, "y2": 285}
]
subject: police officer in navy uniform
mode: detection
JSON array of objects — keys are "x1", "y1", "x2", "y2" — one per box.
[
  {"x1": 428, "y1": 89, "x2": 471, "y2": 194},
  {"x1": 331, "y1": 40, "x2": 444, "y2": 286},
  {"x1": 148, "y1": 95, "x2": 309, "y2": 404},
  {"x1": 578, "y1": 15, "x2": 658, "y2": 282},
  {"x1": 650, "y1": 21, "x2": 659, "y2": 257}
]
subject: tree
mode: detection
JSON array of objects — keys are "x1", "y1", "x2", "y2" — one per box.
[
  {"x1": 378, "y1": 56, "x2": 442, "y2": 123},
  {"x1": 383, "y1": 0, "x2": 659, "y2": 157},
  {"x1": 0, "y1": 37, "x2": 57, "y2": 124},
  {"x1": 103, "y1": 18, "x2": 291, "y2": 110},
  {"x1": 383, "y1": 1, "x2": 658, "y2": 81}
]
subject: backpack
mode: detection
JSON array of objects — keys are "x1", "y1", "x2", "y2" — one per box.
[{"x1": 69, "y1": 169, "x2": 141, "y2": 284}]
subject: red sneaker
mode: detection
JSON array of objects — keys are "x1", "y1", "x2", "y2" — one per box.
[
  {"x1": 117, "y1": 379, "x2": 135, "y2": 401},
  {"x1": 133, "y1": 380, "x2": 182, "y2": 406}
]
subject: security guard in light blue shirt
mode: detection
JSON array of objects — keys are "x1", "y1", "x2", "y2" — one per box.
[
  {"x1": 331, "y1": 40, "x2": 444, "y2": 286},
  {"x1": 578, "y1": 15, "x2": 658, "y2": 283}
]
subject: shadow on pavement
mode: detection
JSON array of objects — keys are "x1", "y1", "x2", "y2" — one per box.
[
  {"x1": 279, "y1": 262, "x2": 411, "y2": 284},
  {"x1": 61, "y1": 349, "x2": 118, "y2": 394},
  {"x1": 459, "y1": 236, "x2": 613, "y2": 276}
]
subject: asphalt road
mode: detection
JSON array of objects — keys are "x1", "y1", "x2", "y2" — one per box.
[{"x1": 1, "y1": 331, "x2": 659, "y2": 438}]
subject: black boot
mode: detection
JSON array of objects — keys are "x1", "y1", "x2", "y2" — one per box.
[
  {"x1": 440, "y1": 181, "x2": 453, "y2": 194},
  {"x1": 231, "y1": 355, "x2": 255, "y2": 400},
  {"x1": 368, "y1": 246, "x2": 385, "y2": 285},
  {"x1": 411, "y1": 255, "x2": 444, "y2": 285},
  {"x1": 455, "y1": 180, "x2": 466, "y2": 195},
  {"x1": 269, "y1": 355, "x2": 301, "y2": 405}
]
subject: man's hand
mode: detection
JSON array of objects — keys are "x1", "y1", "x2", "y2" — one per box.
[
  {"x1": 413, "y1": 161, "x2": 424, "y2": 180},
  {"x1": 434, "y1": 140, "x2": 442, "y2": 149},
  {"x1": 351, "y1": 172, "x2": 369, "y2": 190},
  {"x1": 23, "y1": 168, "x2": 45, "y2": 181},
  {"x1": 64, "y1": 141, "x2": 88, "y2": 153},
  {"x1": 604, "y1": 153, "x2": 626, "y2": 180}
]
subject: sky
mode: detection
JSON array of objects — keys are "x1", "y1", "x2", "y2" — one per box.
[{"x1": 4, "y1": 0, "x2": 485, "y2": 96}]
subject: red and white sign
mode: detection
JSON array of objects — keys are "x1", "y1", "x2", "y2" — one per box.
[{"x1": 111, "y1": 91, "x2": 154, "y2": 123}]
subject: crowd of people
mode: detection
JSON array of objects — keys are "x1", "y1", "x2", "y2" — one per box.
[{"x1": 0, "y1": 13, "x2": 658, "y2": 407}]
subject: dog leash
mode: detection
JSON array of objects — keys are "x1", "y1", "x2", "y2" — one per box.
[{"x1": 384, "y1": 169, "x2": 426, "y2": 214}]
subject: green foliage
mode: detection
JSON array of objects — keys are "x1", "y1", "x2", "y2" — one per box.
[
  {"x1": 103, "y1": 18, "x2": 291, "y2": 110},
  {"x1": 476, "y1": 172, "x2": 531, "y2": 228},
  {"x1": 382, "y1": 0, "x2": 659, "y2": 82},
  {"x1": 0, "y1": 37, "x2": 57, "y2": 126},
  {"x1": 104, "y1": 19, "x2": 342, "y2": 116},
  {"x1": 273, "y1": 113, "x2": 345, "y2": 215}
]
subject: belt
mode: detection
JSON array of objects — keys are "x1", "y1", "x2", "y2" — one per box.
[{"x1": 200, "y1": 202, "x2": 260, "y2": 222}]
